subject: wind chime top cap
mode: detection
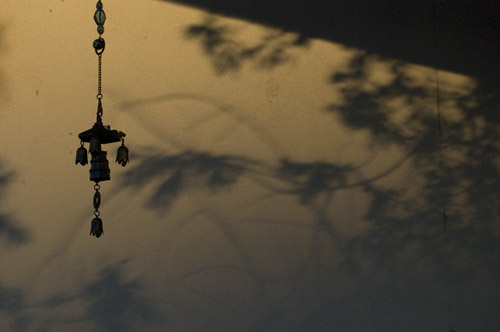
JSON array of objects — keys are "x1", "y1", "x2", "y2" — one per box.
[{"x1": 78, "y1": 118, "x2": 125, "y2": 144}]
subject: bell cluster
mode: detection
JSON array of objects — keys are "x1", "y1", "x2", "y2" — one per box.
[{"x1": 75, "y1": 132, "x2": 129, "y2": 183}]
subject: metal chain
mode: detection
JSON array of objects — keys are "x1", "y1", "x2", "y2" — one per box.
[
  {"x1": 96, "y1": 53, "x2": 103, "y2": 121},
  {"x1": 97, "y1": 54, "x2": 103, "y2": 101},
  {"x1": 95, "y1": 0, "x2": 105, "y2": 118}
]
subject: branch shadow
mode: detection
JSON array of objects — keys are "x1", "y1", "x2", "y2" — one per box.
[
  {"x1": 277, "y1": 158, "x2": 353, "y2": 205},
  {"x1": 38, "y1": 261, "x2": 166, "y2": 332},
  {"x1": 0, "y1": 24, "x2": 33, "y2": 331},
  {"x1": 121, "y1": 149, "x2": 256, "y2": 211},
  {"x1": 163, "y1": 0, "x2": 499, "y2": 84},
  {"x1": 321, "y1": 47, "x2": 500, "y2": 332},
  {"x1": 0, "y1": 285, "x2": 31, "y2": 331},
  {"x1": 0, "y1": 26, "x2": 31, "y2": 247},
  {"x1": 0, "y1": 168, "x2": 31, "y2": 246},
  {"x1": 184, "y1": 15, "x2": 309, "y2": 74},
  {"x1": 78, "y1": 263, "x2": 165, "y2": 331},
  {"x1": 117, "y1": 68, "x2": 500, "y2": 328},
  {"x1": 116, "y1": 3, "x2": 500, "y2": 329}
]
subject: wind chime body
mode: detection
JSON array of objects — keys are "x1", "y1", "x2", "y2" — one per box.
[{"x1": 75, "y1": 0, "x2": 129, "y2": 238}]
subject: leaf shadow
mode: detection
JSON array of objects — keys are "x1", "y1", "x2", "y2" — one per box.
[
  {"x1": 39, "y1": 261, "x2": 166, "y2": 332},
  {"x1": 184, "y1": 15, "x2": 309, "y2": 74},
  {"x1": 0, "y1": 165, "x2": 31, "y2": 246},
  {"x1": 121, "y1": 150, "x2": 256, "y2": 211}
]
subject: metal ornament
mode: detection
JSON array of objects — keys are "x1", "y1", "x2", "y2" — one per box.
[{"x1": 75, "y1": 0, "x2": 129, "y2": 238}]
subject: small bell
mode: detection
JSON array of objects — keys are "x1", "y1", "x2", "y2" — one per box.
[
  {"x1": 75, "y1": 142, "x2": 88, "y2": 165},
  {"x1": 90, "y1": 217, "x2": 103, "y2": 237},
  {"x1": 89, "y1": 136, "x2": 102, "y2": 154},
  {"x1": 116, "y1": 141, "x2": 129, "y2": 167}
]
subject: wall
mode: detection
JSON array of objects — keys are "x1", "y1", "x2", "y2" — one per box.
[{"x1": 0, "y1": 1, "x2": 498, "y2": 331}]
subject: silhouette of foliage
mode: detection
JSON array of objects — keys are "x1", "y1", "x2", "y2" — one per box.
[
  {"x1": 0, "y1": 163, "x2": 32, "y2": 329},
  {"x1": 80, "y1": 265, "x2": 165, "y2": 331},
  {"x1": 116, "y1": 60, "x2": 500, "y2": 326},
  {"x1": 0, "y1": 285, "x2": 30, "y2": 331},
  {"x1": 326, "y1": 51, "x2": 500, "y2": 284},
  {"x1": 36, "y1": 262, "x2": 165, "y2": 331},
  {"x1": 329, "y1": 55, "x2": 436, "y2": 144},
  {"x1": 121, "y1": 150, "x2": 255, "y2": 210},
  {"x1": 0, "y1": 215, "x2": 30, "y2": 246},
  {"x1": 0, "y1": 26, "x2": 33, "y2": 331},
  {"x1": 185, "y1": 16, "x2": 308, "y2": 73},
  {"x1": 116, "y1": 57, "x2": 500, "y2": 329},
  {"x1": 0, "y1": 168, "x2": 31, "y2": 329},
  {"x1": 277, "y1": 158, "x2": 353, "y2": 204},
  {"x1": 166, "y1": 0, "x2": 499, "y2": 84},
  {"x1": 117, "y1": 2, "x2": 500, "y2": 329},
  {"x1": 0, "y1": 167, "x2": 31, "y2": 246}
]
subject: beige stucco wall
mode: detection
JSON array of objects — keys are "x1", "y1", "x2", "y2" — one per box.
[{"x1": 0, "y1": 1, "x2": 498, "y2": 331}]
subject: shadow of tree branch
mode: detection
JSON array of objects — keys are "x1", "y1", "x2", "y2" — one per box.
[
  {"x1": 121, "y1": 150, "x2": 257, "y2": 210},
  {"x1": 185, "y1": 15, "x2": 309, "y2": 74}
]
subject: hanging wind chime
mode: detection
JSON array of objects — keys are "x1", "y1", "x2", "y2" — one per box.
[{"x1": 75, "y1": 0, "x2": 129, "y2": 238}]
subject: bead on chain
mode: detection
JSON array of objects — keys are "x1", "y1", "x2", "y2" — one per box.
[
  {"x1": 94, "y1": 0, "x2": 106, "y2": 35},
  {"x1": 90, "y1": 184, "x2": 103, "y2": 237},
  {"x1": 93, "y1": 0, "x2": 106, "y2": 117}
]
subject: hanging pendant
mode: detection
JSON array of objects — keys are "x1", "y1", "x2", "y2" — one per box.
[
  {"x1": 90, "y1": 183, "x2": 104, "y2": 238},
  {"x1": 77, "y1": 104, "x2": 128, "y2": 238},
  {"x1": 75, "y1": 0, "x2": 130, "y2": 238}
]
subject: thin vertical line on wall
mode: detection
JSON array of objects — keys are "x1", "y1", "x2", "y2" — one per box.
[
  {"x1": 432, "y1": 1, "x2": 454, "y2": 331},
  {"x1": 434, "y1": 67, "x2": 448, "y2": 234},
  {"x1": 431, "y1": 0, "x2": 447, "y2": 234}
]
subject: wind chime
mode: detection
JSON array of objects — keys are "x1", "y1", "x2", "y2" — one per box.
[{"x1": 75, "y1": 0, "x2": 129, "y2": 238}]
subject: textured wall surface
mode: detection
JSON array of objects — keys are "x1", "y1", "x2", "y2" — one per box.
[{"x1": 0, "y1": 1, "x2": 499, "y2": 331}]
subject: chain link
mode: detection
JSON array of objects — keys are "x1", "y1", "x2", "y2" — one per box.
[
  {"x1": 96, "y1": 49, "x2": 103, "y2": 121},
  {"x1": 97, "y1": 53, "x2": 103, "y2": 100},
  {"x1": 95, "y1": 0, "x2": 104, "y2": 104}
]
